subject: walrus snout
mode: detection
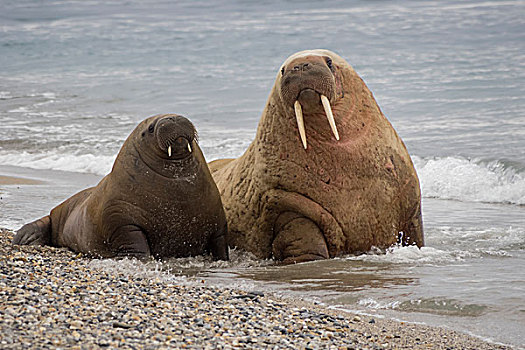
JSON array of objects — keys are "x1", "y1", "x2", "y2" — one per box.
[
  {"x1": 297, "y1": 88, "x2": 321, "y2": 110},
  {"x1": 280, "y1": 60, "x2": 335, "y2": 107},
  {"x1": 155, "y1": 115, "x2": 196, "y2": 159}
]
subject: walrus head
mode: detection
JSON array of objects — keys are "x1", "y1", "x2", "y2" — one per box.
[
  {"x1": 115, "y1": 114, "x2": 201, "y2": 179},
  {"x1": 278, "y1": 50, "x2": 344, "y2": 149},
  {"x1": 147, "y1": 114, "x2": 197, "y2": 160}
]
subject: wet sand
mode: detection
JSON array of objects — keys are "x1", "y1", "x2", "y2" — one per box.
[
  {"x1": 0, "y1": 229, "x2": 512, "y2": 349},
  {"x1": 0, "y1": 175, "x2": 44, "y2": 185}
]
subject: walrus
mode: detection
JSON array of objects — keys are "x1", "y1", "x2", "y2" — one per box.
[
  {"x1": 209, "y1": 49, "x2": 423, "y2": 263},
  {"x1": 13, "y1": 114, "x2": 229, "y2": 260}
]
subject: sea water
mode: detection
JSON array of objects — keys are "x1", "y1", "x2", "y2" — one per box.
[{"x1": 1, "y1": 0, "x2": 524, "y2": 347}]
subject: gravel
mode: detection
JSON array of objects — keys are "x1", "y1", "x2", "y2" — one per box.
[{"x1": 0, "y1": 229, "x2": 512, "y2": 349}]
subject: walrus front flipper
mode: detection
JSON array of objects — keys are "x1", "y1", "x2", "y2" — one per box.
[
  {"x1": 13, "y1": 216, "x2": 52, "y2": 246},
  {"x1": 208, "y1": 223, "x2": 229, "y2": 261},
  {"x1": 272, "y1": 213, "x2": 329, "y2": 264},
  {"x1": 110, "y1": 225, "x2": 151, "y2": 258}
]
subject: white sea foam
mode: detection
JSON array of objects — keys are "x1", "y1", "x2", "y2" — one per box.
[
  {"x1": 87, "y1": 250, "x2": 270, "y2": 292},
  {"x1": 431, "y1": 226, "x2": 525, "y2": 253},
  {"x1": 0, "y1": 91, "x2": 12, "y2": 99},
  {"x1": 88, "y1": 248, "x2": 269, "y2": 278},
  {"x1": 161, "y1": 248, "x2": 272, "y2": 270},
  {"x1": 356, "y1": 297, "x2": 486, "y2": 317},
  {"x1": 346, "y1": 224, "x2": 524, "y2": 265},
  {"x1": 346, "y1": 245, "x2": 471, "y2": 265},
  {"x1": 88, "y1": 258, "x2": 188, "y2": 284},
  {"x1": 0, "y1": 151, "x2": 115, "y2": 176},
  {"x1": 358, "y1": 298, "x2": 401, "y2": 310},
  {"x1": 413, "y1": 156, "x2": 525, "y2": 205}
]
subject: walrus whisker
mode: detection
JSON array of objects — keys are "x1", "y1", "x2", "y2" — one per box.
[
  {"x1": 168, "y1": 145, "x2": 172, "y2": 157},
  {"x1": 294, "y1": 100, "x2": 307, "y2": 149},
  {"x1": 321, "y1": 95, "x2": 339, "y2": 141},
  {"x1": 188, "y1": 143, "x2": 192, "y2": 153}
]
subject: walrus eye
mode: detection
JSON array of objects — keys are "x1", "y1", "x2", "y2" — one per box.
[
  {"x1": 326, "y1": 58, "x2": 333, "y2": 70},
  {"x1": 281, "y1": 67, "x2": 285, "y2": 76},
  {"x1": 148, "y1": 124, "x2": 155, "y2": 133}
]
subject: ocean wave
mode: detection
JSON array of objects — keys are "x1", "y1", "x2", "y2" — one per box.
[
  {"x1": 1, "y1": 148, "x2": 524, "y2": 206},
  {"x1": 345, "y1": 245, "x2": 472, "y2": 265},
  {"x1": 345, "y1": 224, "x2": 524, "y2": 265},
  {"x1": 429, "y1": 226, "x2": 524, "y2": 254},
  {"x1": 0, "y1": 91, "x2": 13, "y2": 99},
  {"x1": 414, "y1": 156, "x2": 525, "y2": 205},
  {"x1": 0, "y1": 151, "x2": 115, "y2": 176},
  {"x1": 357, "y1": 298, "x2": 401, "y2": 310},
  {"x1": 357, "y1": 297, "x2": 487, "y2": 317}
]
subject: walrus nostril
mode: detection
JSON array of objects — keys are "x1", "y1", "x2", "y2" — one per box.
[{"x1": 293, "y1": 63, "x2": 310, "y2": 71}]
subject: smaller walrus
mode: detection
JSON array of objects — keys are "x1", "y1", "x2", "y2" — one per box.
[{"x1": 13, "y1": 114, "x2": 229, "y2": 260}]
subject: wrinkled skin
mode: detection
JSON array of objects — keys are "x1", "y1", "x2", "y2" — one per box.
[
  {"x1": 14, "y1": 114, "x2": 229, "y2": 260},
  {"x1": 209, "y1": 49, "x2": 423, "y2": 263}
]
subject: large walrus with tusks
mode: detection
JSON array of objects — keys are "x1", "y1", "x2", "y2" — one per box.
[
  {"x1": 209, "y1": 49, "x2": 423, "y2": 263},
  {"x1": 13, "y1": 114, "x2": 229, "y2": 260}
]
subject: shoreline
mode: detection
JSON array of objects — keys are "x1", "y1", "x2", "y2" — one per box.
[
  {"x1": 0, "y1": 229, "x2": 513, "y2": 349},
  {"x1": 0, "y1": 175, "x2": 44, "y2": 185}
]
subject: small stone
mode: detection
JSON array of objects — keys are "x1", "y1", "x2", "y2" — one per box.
[
  {"x1": 98, "y1": 339, "x2": 110, "y2": 347},
  {"x1": 113, "y1": 322, "x2": 134, "y2": 329},
  {"x1": 70, "y1": 320, "x2": 83, "y2": 329}
]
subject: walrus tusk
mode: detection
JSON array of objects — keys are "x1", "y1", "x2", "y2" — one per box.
[
  {"x1": 321, "y1": 95, "x2": 339, "y2": 141},
  {"x1": 294, "y1": 100, "x2": 307, "y2": 149},
  {"x1": 168, "y1": 145, "x2": 172, "y2": 157},
  {"x1": 188, "y1": 143, "x2": 192, "y2": 153}
]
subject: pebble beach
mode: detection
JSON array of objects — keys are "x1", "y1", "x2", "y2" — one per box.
[{"x1": 0, "y1": 228, "x2": 512, "y2": 349}]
